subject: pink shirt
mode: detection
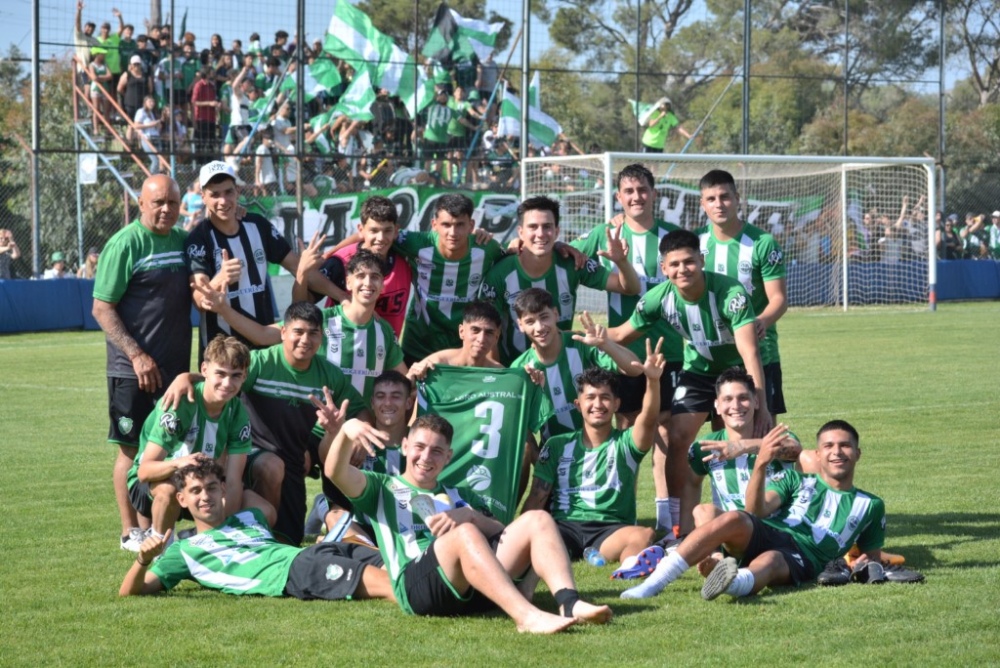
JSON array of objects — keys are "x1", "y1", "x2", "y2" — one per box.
[{"x1": 327, "y1": 243, "x2": 412, "y2": 338}]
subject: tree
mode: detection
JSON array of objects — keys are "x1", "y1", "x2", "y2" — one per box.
[
  {"x1": 951, "y1": 0, "x2": 1000, "y2": 107},
  {"x1": 355, "y1": 0, "x2": 513, "y2": 55}
]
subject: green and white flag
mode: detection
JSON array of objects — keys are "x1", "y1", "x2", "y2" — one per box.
[
  {"x1": 528, "y1": 71, "x2": 540, "y2": 108},
  {"x1": 629, "y1": 99, "x2": 658, "y2": 126},
  {"x1": 423, "y1": 3, "x2": 503, "y2": 66},
  {"x1": 334, "y1": 69, "x2": 376, "y2": 121},
  {"x1": 324, "y1": 0, "x2": 432, "y2": 117},
  {"x1": 497, "y1": 89, "x2": 561, "y2": 147}
]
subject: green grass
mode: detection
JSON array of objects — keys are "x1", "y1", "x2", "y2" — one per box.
[{"x1": 1, "y1": 302, "x2": 999, "y2": 666}]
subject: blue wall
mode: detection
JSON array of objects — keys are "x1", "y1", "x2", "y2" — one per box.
[{"x1": 1, "y1": 262, "x2": 997, "y2": 334}]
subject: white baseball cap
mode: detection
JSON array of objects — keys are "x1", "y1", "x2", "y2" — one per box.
[
  {"x1": 199, "y1": 160, "x2": 237, "y2": 188},
  {"x1": 992, "y1": 210, "x2": 1000, "y2": 217},
  {"x1": 129, "y1": 54, "x2": 143, "y2": 65}
]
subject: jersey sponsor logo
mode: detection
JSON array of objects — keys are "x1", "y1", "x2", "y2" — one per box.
[
  {"x1": 691, "y1": 322, "x2": 702, "y2": 332},
  {"x1": 445, "y1": 278, "x2": 455, "y2": 287},
  {"x1": 767, "y1": 250, "x2": 783, "y2": 266},
  {"x1": 187, "y1": 244, "x2": 207, "y2": 262},
  {"x1": 637, "y1": 297, "x2": 645, "y2": 312},
  {"x1": 479, "y1": 284, "x2": 497, "y2": 300},
  {"x1": 270, "y1": 225, "x2": 281, "y2": 240},
  {"x1": 118, "y1": 416, "x2": 134, "y2": 435},
  {"x1": 585, "y1": 259, "x2": 599, "y2": 273},
  {"x1": 159, "y1": 412, "x2": 180, "y2": 435},
  {"x1": 239, "y1": 424, "x2": 252, "y2": 441},
  {"x1": 226, "y1": 284, "x2": 266, "y2": 298},
  {"x1": 538, "y1": 446, "x2": 551, "y2": 463},
  {"x1": 482, "y1": 375, "x2": 497, "y2": 383},
  {"x1": 738, "y1": 260, "x2": 752, "y2": 274},
  {"x1": 356, "y1": 348, "x2": 365, "y2": 357},
  {"x1": 553, "y1": 386, "x2": 562, "y2": 396},
  {"x1": 325, "y1": 564, "x2": 344, "y2": 581},
  {"x1": 466, "y1": 464, "x2": 492, "y2": 492},
  {"x1": 727, "y1": 293, "x2": 748, "y2": 315}
]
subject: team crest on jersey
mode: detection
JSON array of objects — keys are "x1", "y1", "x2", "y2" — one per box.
[
  {"x1": 118, "y1": 416, "x2": 134, "y2": 435},
  {"x1": 253, "y1": 248, "x2": 265, "y2": 264},
  {"x1": 738, "y1": 260, "x2": 752, "y2": 274},
  {"x1": 559, "y1": 292, "x2": 572, "y2": 305},
  {"x1": 727, "y1": 293, "x2": 748, "y2": 315},
  {"x1": 187, "y1": 244, "x2": 207, "y2": 262},
  {"x1": 159, "y1": 412, "x2": 180, "y2": 435},
  {"x1": 467, "y1": 464, "x2": 492, "y2": 492},
  {"x1": 469, "y1": 273, "x2": 481, "y2": 285},
  {"x1": 325, "y1": 564, "x2": 344, "y2": 581},
  {"x1": 767, "y1": 250, "x2": 783, "y2": 266},
  {"x1": 239, "y1": 424, "x2": 252, "y2": 441},
  {"x1": 847, "y1": 516, "x2": 859, "y2": 531},
  {"x1": 376, "y1": 345, "x2": 385, "y2": 360}
]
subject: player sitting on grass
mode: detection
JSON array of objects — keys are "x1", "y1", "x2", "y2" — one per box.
[
  {"x1": 522, "y1": 342, "x2": 664, "y2": 572},
  {"x1": 620, "y1": 420, "x2": 885, "y2": 601},
  {"x1": 121, "y1": 459, "x2": 393, "y2": 602},
  {"x1": 325, "y1": 412, "x2": 612, "y2": 633},
  {"x1": 509, "y1": 287, "x2": 641, "y2": 442},
  {"x1": 126, "y1": 335, "x2": 265, "y2": 541}
]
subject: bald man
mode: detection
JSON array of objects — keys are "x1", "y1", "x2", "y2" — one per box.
[{"x1": 93, "y1": 174, "x2": 194, "y2": 552}]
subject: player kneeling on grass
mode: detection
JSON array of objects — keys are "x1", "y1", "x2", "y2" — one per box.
[
  {"x1": 521, "y1": 343, "x2": 664, "y2": 573},
  {"x1": 620, "y1": 420, "x2": 887, "y2": 601},
  {"x1": 120, "y1": 459, "x2": 394, "y2": 601},
  {"x1": 126, "y1": 335, "x2": 264, "y2": 540},
  {"x1": 326, "y1": 411, "x2": 612, "y2": 634}
]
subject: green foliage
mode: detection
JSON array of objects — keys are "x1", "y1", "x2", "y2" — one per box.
[
  {"x1": 1, "y1": 303, "x2": 999, "y2": 665},
  {"x1": 355, "y1": 0, "x2": 512, "y2": 56}
]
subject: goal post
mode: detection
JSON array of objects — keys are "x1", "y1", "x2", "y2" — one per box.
[{"x1": 520, "y1": 153, "x2": 937, "y2": 313}]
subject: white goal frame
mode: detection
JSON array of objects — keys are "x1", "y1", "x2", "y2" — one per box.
[{"x1": 520, "y1": 153, "x2": 937, "y2": 311}]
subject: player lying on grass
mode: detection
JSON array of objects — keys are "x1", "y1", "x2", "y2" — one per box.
[
  {"x1": 620, "y1": 419, "x2": 886, "y2": 601},
  {"x1": 326, "y1": 411, "x2": 612, "y2": 633},
  {"x1": 521, "y1": 341, "x2": 663, "y2": 570},
  {"x1": 126, "y1": 335, "x2": 266, "y2": 541},
  {"x1": 120, "y1": 459, "x2": 394, "y2": 602}
]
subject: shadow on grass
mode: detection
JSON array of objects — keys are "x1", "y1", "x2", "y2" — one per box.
[{"x1": 885, "y1": 512, "x2": 1000, "y2": 568}]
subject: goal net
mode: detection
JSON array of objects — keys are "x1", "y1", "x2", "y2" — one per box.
[{"x1": 520, "y1": 153, "x2": 937, "y2": 313}]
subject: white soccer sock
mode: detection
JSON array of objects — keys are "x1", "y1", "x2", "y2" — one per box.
[
  {"x1": 655, "y1": 498, "x2": 671, "y2": 531},
  {"x1": 725, "y1": 568, "x2": 755, "y2": 597},
  {"x1": 668, "y1": 497, "x2": 681, "y2": 533},
  {"x1": 148, "y1": 529, "x2": 166, "y2": 541},
  {"x1": 621, "y1": 552, "x2": 690, "y2": 599}
]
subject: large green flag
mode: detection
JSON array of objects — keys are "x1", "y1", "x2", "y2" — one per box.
[
  {"x1": 323, "y1": 0, "x2": 431, "y2": 117},
  {"x1": 334, "y1": 69, "x2": 376, "y2": 121},
  {"x1": 497, "y1": 89, "x2": 561, "y2": 147}
]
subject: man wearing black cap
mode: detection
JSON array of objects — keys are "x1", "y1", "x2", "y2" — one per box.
[{"x1": 185, "y1": 160, "x2": 341, "y2": 358}]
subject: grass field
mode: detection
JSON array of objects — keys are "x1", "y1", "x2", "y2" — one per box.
[{"x1": 1, "y1": 302, "x2": 999, "y2": 666}]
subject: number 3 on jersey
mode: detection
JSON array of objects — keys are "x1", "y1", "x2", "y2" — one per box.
[{"x1": 470, "y1": 401, "x2": 504, "y2": 459}]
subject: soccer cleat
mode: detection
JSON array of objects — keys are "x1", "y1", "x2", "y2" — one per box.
[
  {"x1": 816, "y1": 558, "x2": 852, "y2": 586},
  {"x1": 850, "y1": 561, "x2": 888, "y2": 584},
  {"x1": 701, "y1": 556, "x2": 739, "y2": 600},
  {"x1": 611, "y1": 546, "x2": 665, "y2": 580},
  {"x1": 120, "y1": 527, "x2": 144, "y2": 553},
  {"x1": 845, "y1": 544, "x2": 906, "y2": 568},
  {"x1": 304, "y1": 493, "x2": 329, "y2": 535},
  {"x1": 654, "y1": 535, "x2": 683, "y2": 554},
  {"x1": 883, "y1": 564, "x2": 925, "y2": 583}
]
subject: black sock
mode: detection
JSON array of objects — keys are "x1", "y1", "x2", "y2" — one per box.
[{"x1": 553, "y1": 588, "x2": 579, "y2": 617}]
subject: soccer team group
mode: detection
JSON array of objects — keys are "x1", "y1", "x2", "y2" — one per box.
[{"x1": 97, "y1": 159, "x2": 917, "y2": 634}]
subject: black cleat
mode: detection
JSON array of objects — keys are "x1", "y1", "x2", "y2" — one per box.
[
  {"x1": 817, "y1": 558, "x2": 852, "y2": 586},
  {"x1": 883, "y1": 564, "x2": 925, "y2": 583}
]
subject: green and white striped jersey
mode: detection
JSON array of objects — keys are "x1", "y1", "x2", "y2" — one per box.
[
  {"x1": 688, "y1": 428, "x2": 798, "y2": 512},
  {"x1": 417, "y1": 365, "x2": 550, "y2": 523},
  {"x1": 394, "y1": 230, "x2": 506, "y2": 361},
  {"x1": 765, "y1": 469, "x2": 886, "y2": 574},
  {"x1": 509, "y1": 332, "x2": 620, "y2": 440},
  {"x1": 535, "y1": 427, "x2": 647, "y2": 525},
  {"x1": 151, "y1": 508, "x2": 298, "y2": 596},
  {"x1": 698, "y1": 224, "x2": 786, "y2": 364},
  {"x1": 126, "y1": 381, "x2": 252, "y2": 491},
  {"x1": 571, "y1": 220, "x2": 684, "y2": 362},
  {"x1": 628, "y1": 271, "x2": 755, "y2": 377},
  {"x1": 317, "y1": 305, "x2": 404, "y2": 402},
  {"x1": 478, "y1": 253, "x2": 611, "y2": 364},
  {"x1": 349, "y1": 472, "x2": 476, "y2": 614}
]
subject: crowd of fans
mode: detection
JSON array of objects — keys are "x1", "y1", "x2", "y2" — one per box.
[{"x1": 70, "y1": 3, "x2": 590, "y2": 196}]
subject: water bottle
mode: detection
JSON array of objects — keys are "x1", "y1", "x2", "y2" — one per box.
[{"x1": 583, "y1": 547, "x2": 606, "y2": 567}]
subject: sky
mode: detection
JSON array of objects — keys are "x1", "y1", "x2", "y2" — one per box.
[{"x1": 0, "y1": 0, "x2": 962, "y2": 96}]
